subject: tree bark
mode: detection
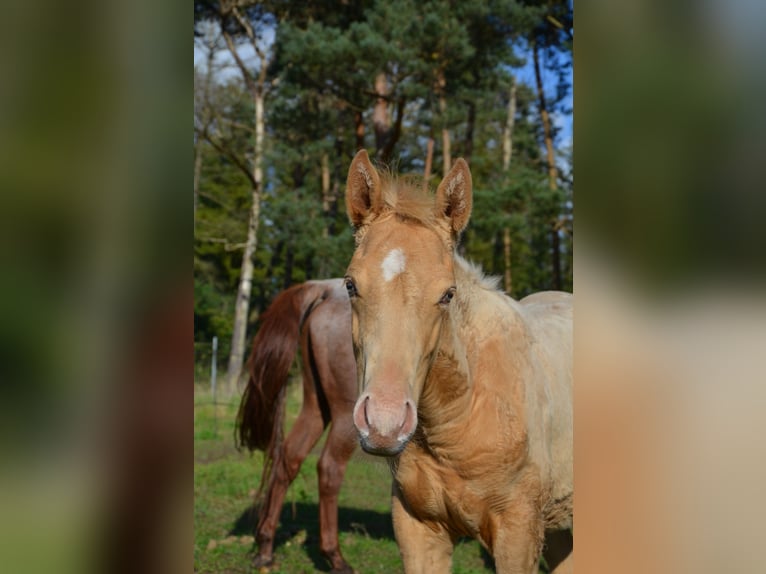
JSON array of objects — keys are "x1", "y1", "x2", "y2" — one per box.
[
  {"x1": 423, "y1": 134, "x2": 434, "y2": 191},
  {"x1": 380, "y1": 96, "x2": 404, "y2": 164},
  {"x1": 317, "y1": 152, "x2": 332, "y2": 277},
  {"x1": 354, "y1": 110, "x2": 365, "y2": 151},
  {"x1": 438, "y1": 71, "x2": 451, "y2": 176},
  {"x1": 330, "y1": 132, "x2": 342, "y2": 232},
  {"x1": 373, "y1": 72, "x2": 389, "y2": 153},
  {"x1": 502, "y1": 76, "x2": 517, "y2": 295},
  {"x1": 441, "y1": 117, "x2": 451, "y2": 175},
  {"x1": 321, "y1": 152, "x2": 331, "y2": 238},
  {"x1": 533, "y1": 41, "x2": 562, "y2": 291},
  {"x1": 193, "y1": 142, "x2": 203, "y2": 229},
  {"x1": 551, "y1": 225, "x2": 562, "y2": 291},
  {"x1": 464, "y1": 100, "x2": 476, "y2": 164},
  {"x1": 222, "y1": 3, "x2": 271, "y2": 395},
  {"x1": 503, "y1": 227, "x2": 512, "y2": 295},
  {"x1": 502, "y1": 76, "x2": 517, "y2": 171},
  {"x1": 372, "y1": 72, "x2": 404, "y2": 164},
  {"x1": 226, "y1": 88, "x2": 264, "y2": 395}
]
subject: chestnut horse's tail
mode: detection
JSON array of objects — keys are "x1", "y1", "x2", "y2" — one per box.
[{"x1": 235, "y1": 280, "x2": 332, "y2": 491}]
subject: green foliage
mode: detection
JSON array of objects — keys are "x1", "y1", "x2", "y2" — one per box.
[{"x1": 194, "y1": 0, "x2": 573, "y2": 350}]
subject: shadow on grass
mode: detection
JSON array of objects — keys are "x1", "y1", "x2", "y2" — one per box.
[
  {"x1": 229, "y1": 504, "x2": 540, "y2": 573},
  {"x1": 229, "y1": 502, "x2": 395, "y2": 572},
  {"x1": 479, "y1": 544, "x2": 495, "y2": 570}
]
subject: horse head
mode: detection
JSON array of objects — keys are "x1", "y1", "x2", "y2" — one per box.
[{"x1": 343, "y1": 150, "x2": 472, "y2": 455}]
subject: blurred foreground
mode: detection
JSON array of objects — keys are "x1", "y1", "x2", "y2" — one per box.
[{"x1": 1, "y1": 0, "x2": 765, "y2": 572}]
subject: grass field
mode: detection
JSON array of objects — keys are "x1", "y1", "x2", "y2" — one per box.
[{"x1": 194, "y1": 379, "x2": 540, "y2": 573}]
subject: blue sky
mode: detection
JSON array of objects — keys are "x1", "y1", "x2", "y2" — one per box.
[{"x1": 511, "y1": 39, "x2": 573, "y2": 155}]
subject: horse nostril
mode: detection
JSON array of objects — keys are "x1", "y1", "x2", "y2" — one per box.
[
  {"x1": 363, "y1": 396, "x2": 371, "y2": 428},
  {"x1": 398, "y1": 399, "x2": 416, "y2": 440},
  {"x1": 353, "y1": 394, "x2": 372, "y2": 437}
]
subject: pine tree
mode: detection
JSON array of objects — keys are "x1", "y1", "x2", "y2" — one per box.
[{"x1": 193, "y1": 0, "x2": 574, "y2": 375}]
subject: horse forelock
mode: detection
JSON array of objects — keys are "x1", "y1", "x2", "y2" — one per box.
[
  {"x1": 379, "y1": 175, "x2": 435, "y2": 223},
  {"x1": 354, "y1": 173, "x2": 455, "y2": 245}
]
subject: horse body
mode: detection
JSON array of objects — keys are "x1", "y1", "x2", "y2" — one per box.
[
  {"x1": 236, "y1": 278, "x2": 358, "y2": 574},
  {"x1": 393, "y1": 261, "x2": 572, "y2": 568},
  {"x1": 343, "y1": 151, "x2": 573, "y2": 573}
]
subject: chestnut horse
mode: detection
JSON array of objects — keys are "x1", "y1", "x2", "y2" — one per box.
[
  {"x1": 235, "y1": 279, "x2": 358, "y2": 573},
  {"x1": 343, "y1": 151, "x2": 573, "y2": 573}
]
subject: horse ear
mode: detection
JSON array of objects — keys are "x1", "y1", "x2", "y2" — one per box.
[
  {"x1": 435, "y1": 158, "x2": 472, "y2": 235},
  {"x1": 346, "y1": 149, "x2": 382, "y2": 229}
]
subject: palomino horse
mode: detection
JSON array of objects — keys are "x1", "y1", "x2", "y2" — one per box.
[
  {"x1": 235, "y1": 279, "x2": 358, "y2": 573},
  {"x1": 343, "y1": 151, "x2": 573, "y2": 573}
]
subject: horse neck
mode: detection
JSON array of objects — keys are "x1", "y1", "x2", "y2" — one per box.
[
  {"x1": 417, "y1": 263, "x2": 479, "y2": 437},
  {"x1": 417, "y1": 257, "x2": 520, "y2": 440},
  {"x1": 419, "y1": 321, "x2": 472, "y2": 430}
]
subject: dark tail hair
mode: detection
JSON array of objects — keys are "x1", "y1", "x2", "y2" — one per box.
[{"x1": 235, "y1": 281, "x2": 329, "y2": 498}]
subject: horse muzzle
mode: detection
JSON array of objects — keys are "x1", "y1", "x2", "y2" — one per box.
[{"x1": 352, "y1": 392, "x2": 417, "y2": 456}]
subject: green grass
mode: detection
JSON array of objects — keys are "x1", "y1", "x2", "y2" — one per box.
[{"x1": 194, "y1": 381, "x2": 506, "y2": 573}]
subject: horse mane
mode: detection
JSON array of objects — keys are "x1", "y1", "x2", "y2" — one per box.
[
  {"x1": 454, "y1": 255, "x2": 502, "y2": 293},
  {"x1": 449, "y1": 255, "x2": 507, "y2": 328}
]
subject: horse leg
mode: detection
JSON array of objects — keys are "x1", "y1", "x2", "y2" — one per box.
[
  {"x1": 316, "y1": 415, "x2": 357, "y2": 574},
  {"x1": 492, "y1": 500, "x2": 545, "y2": 574},
  {"x1": 253, "y1": 401, "x2": 326, "y2": 569},
  {"x1": 392, "y1": 483, "x2": 454, "y2": 573},
  {"x1": 542, "y1": 529, "x2": 572, "y2": 574}
]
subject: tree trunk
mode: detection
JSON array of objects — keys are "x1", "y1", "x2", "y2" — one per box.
[
  {"x1": 219, "y1": 4, "x2": 273, "y2": 394},
  {"x1": 304, "y1": 248, "x2": 313, "y2": 281},
  {"x1": 502, "y1": 76, "x2": 517, "y2": 295},
  {"x1": 373, "y1": 72, "x2": 404, "y2": 163},
  {"x1": 321, "y1": 152, "x2": 331, "y2": 238},
  {"x1": 330, "y1": 132, "x2": 342, "y2": 233},
  {"x1": 464, "y1": 100, "x2": 476, "y2": 164},
  {"x1": 503, "y1": 227, "x2": 512, "y2": 295},
  {"x1": 551, "y1": 225, "x2": 562, "y2": 290},
  {"x1": 318, "y1": 151, "x2": 332, "y2": 277},
  {"x1": 373, "y1": 72, "x2": 389, "y2": 153},
  {"x1": 423, "y1": 133, "x2": 434, "y2": 191},
  {"x1": 438, "y1": 70, "x2": 451, "y2": 176},
  {"x1": 283, "y1": 245, "x2": 294, "y2": 288},
  {"x1": 502, "y1": 76, "x2": 517, "y2": 171},
  {"x1": 226, "y1": 89, "x2": 264, "y2": 395},
  {"x1": 380, "y1": 96, "x2": 405, "y2": 164},
  {"x1": 533, "y1": 41, "x2": 562, "y2": 291},
  {"x1": 354, "y1": 110, "x2": 365, "y2": 151},
  {"x1": 193, "y1": 141, "x2": 203, "y2": 229},
  {"x1": 441, "y1": 124, "x2": 451, "y2": 175}
]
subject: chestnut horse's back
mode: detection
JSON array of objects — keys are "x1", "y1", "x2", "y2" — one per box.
[{"x1": 520, "y1": 291, "x2": 573, "y2": 530}]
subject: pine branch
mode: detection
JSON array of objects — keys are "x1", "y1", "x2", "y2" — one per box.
[
  {"x1": 221, "y1": 29, "x2": 257, "y2": 94},
  {"x1": 196, "y1": 124, "x2": 257, "y2": 188}
]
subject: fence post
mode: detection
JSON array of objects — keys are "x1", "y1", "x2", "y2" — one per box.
[
  {"x1": 211, "y1": 336, "x2": 218, "y2": 437},
  {"x1": 211, "y1": 336, "x2": 218, "y2": 401}
]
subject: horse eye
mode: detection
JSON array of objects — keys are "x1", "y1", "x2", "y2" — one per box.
[
  {"x1": 344, "y1": 278, "x2": 357, "y2": 298},
  {"x1": 439, "y1": 287, "x2": 456, "y2": 306}
]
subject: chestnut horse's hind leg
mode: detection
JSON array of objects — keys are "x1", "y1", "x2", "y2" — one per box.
[
  {"x1": 253, "y1": 399, "x2": 326, "y2": 569},
  {"x1": 542, "y1": 529, "x2": 572, "y2": 574},
  {"x1": 316, "y1": 414, "x2": 357, "y2": 574}
]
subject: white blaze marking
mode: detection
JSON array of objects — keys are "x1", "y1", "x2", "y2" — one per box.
[{"x1": 381, "y1": 248, "x2": 406, "y2": 282}]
